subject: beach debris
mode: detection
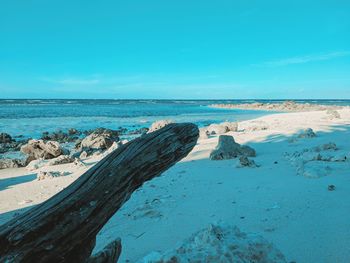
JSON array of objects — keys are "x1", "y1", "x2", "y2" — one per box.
[
  {"x1": 237, "y1": 156, "x2": 258, "y2": 168},
  {"x1": 326, "y1": 109, "x2": 341, "y2": 119},
  {"x1": 0, "y1": 158, "x2": 25, "y2": 169},
  {"x1": 76, "y1": 128, "x2": 120, "y2": 154},
  {"x1": 210, "y1": 135, "x2": 256, "y2": 160},
  {"x1": 141, "y1": 223, "x2": 286, "y2": 263},
  {"x1": 37, "y1": 171, "x2": 71, "y2": 181},
  {"x1": 0, "y1": 123, "x2": 198, "y2": 262},
  {"x1": 297, "y1": 128, "x2": 316, "y2": 138},
  {"x1": 328, "y1": 185, "x2": 336, "y2": 191},
  {"x1": 21, "y1": 139, "x2": 64, "y2": 162},
  {"x1": 147, "y1": 119, "x2": 174, "y2": 133}
]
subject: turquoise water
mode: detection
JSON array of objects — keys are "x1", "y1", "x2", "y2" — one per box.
[{"x1": 0, "y1": 99, "x2": 349, "y2": 139}]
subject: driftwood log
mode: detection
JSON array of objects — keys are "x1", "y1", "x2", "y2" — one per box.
[{"x1": 0, "y1": 123, "x2": 199, "y2": 263}]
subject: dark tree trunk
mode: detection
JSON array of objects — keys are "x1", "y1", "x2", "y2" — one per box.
[{"x1": 0, "y1": 123, "x2": 199, "y2": 263}]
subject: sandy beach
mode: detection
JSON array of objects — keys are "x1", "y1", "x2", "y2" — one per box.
[{"x1": 1, "y1": 108, "x2": 350, "y2": 262}]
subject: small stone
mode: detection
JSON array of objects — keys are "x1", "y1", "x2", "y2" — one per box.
[{"x1": 328, "y1": 185, "x2": 336, "y2": 191}]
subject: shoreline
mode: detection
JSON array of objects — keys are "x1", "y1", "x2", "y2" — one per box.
[
  {"x1": 210, "y1": 100, "x2": 348, "y2": 112},
  {"x1": 1, "y1": 108, "x2": 350, "y2": 262}
]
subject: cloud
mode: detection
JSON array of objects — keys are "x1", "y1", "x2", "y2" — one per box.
[
  {"x1": 40, "y1": 77, "x2": 100, "y2": 85},
  {"x1": 257, "y1": 51, "x2": 350, "y2": 67}
]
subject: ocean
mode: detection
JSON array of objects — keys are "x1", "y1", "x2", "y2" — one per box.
[{"x1": 1, "y1": 99, "x2": 350, "y2": 139}]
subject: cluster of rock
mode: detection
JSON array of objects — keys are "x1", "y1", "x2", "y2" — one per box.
[
  {"x1": 142, "y1": 223, "x2": 286, "y2": 263},
  {"x1": 210, "y1": 135, "x2": 257, "y2": 167},
  {"x1": 75, "y1": 128, "x2": 120, "y2": 157},
  {"x1": 0, "y1": 133, "x2": 28, "y2": 154},
  {"x1": 1, "y1": 120, "x2": 183, "y2": 170},
  {"x1": 200, "y1": 122, "x2": 238, "y2": 138},
  {"x1": 210, "y1": 100, "x2": 345, "y2": 112},
  {"x1": 284, "y1": 142, "x2": 349, "y2": 178},
  {"x1": 41, "y1": 129, "x2": 82, "y2": 143}
]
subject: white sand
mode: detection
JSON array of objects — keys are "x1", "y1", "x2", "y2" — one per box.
[{"x1": 1, "y1": 109, "x2": 350, "y2": 262}]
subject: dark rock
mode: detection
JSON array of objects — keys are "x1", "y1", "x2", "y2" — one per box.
[
  {"x1": 0, "y1": 133, "x2": 13, "y2": 144},
  {"x1": 328, "y1": 185, "x2": 336, "y2": 191},
  {"x1": 210, "y1": 135, "x2": 256, "y2": 160}
]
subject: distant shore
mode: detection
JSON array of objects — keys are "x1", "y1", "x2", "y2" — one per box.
[{"x1": 210, "y1": 100, "x2": 347, "y2": 112}]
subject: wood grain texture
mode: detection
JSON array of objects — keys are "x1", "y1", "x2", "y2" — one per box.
[{"x1": 0, "y1": 123, "x2": 199, "y2": 263}]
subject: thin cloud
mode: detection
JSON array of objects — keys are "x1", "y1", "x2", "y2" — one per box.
[
  {"x1": 40, "y1": 77, "x2": 100, "y2": 85},
  {"x1": 257, "y1": 51, "x2": 350, "y2": 67}
]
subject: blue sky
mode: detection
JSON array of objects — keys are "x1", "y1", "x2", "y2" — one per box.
[{"x1": 0, "y1": 0, "x2": 349, "y2": 99}]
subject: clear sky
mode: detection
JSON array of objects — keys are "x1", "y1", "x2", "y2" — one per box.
[{"x1": 0, "y1": 0, "x2": 349, "y2": 99}]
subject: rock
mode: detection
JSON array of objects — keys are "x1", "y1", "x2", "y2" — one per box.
[
  {"x1": 315, "y1": 142, "x2": 337, "y2": 151},
  {"x1": 79, "y1": 151, "x2": 88, "y2": 159},
  {"x1": 298, "y1": 128, "x2": 316, "y2": 138},
  {"x1": 41, "y1": 130, "x2": 78, "y2": 143},
  {"x1": 0, "y1": 133, "x2": 13, "y2": 143},
  {"x1": 199, "y1": 128, "x2": 209, "y2": 139},
  {"x1": 26, "y1": 155, "x2": 74, "y2": 170},
  {"x1": 237, "y1": 156, "x2": 258, "y2": 168},
  {"x1": 328, "y1": 185, "x2": 336, "y2": 191},
  {"x1": 48, "y1": 155, "x2": 74, "y2": 165},
  {"x1": 147, "y1": 120, "x2": 173, "y2": 133},
  {"x1": 221, "y1": 122, "x2": 238, "y2": 132},
  {"x1": 142, "y1": 223, "x2": 286, "y2": 263},
  {"x1": 21, "y1": 139, "x2": 63, "y2": 161},
  {"x1": 0, "y1": 159, "x2": 25, "y2": 169},
  {"x1": 210, "y1": 135, "x2": 256, "y2": 160},
  {"x1": 240, "y1": 145, "x2": 256, "y2": 157},
  {"x1": 37, "y1": 171, "x2": 70, "y2": 181},
  {"x1": 326, "y1": 109, "x2": 341, "y2": 119},
  {"x1": 77, "y1": 128, "x2": 120, "y2": 152},
  {"x1": 68, "y1": 128, "x2": 81, "y2": 136},
  {"x1": 73, "y1": 158, "x2": 86, "y2": 167},
  {"x1": 206, "y1": 124, "x2": 229, "y2": 135}
]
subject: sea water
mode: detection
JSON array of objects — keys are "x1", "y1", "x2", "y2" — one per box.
[{"x1": 1, "y1": 99, "x2": 349, "y2": 139}]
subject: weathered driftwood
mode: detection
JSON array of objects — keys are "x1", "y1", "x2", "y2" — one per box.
[
  {"x1": 87, "y1": 239, "x2": 121, "y2": 263},
  {"x1": 0, "y1": 123, "x2": 199, "y2": 263}
]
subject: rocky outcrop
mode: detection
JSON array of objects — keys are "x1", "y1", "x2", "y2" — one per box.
[
  {"x1": 41, "y1": 130, "x2": 81, "y2": 143},
  {"x1": 142, "y1": 224, "x2": 286, "y2": 263},
  {"x1": 0, "y1": 133, "x2": 13, "y2": 144},
  {"x1": 284, "y1": 142, "x2": 349, "y2": 178},
  {"x1": 0, "y1": 159, "x2": 25, "y2": 169},
  {"x1": 21, "y1": 139, "x2": 63, "y2": 162},
  {"x1": 147, "y1": 120, "x2": 173, "y2": 133},
  {"x1": 76, "y1": 128, "x2": 119, "y2": 154},
  {"x1": 298, "y1": 128, "x2": 316, "y2": 138},
  {"x1": 210, "y1": 135, "x2": 256, "y2": 160}
]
